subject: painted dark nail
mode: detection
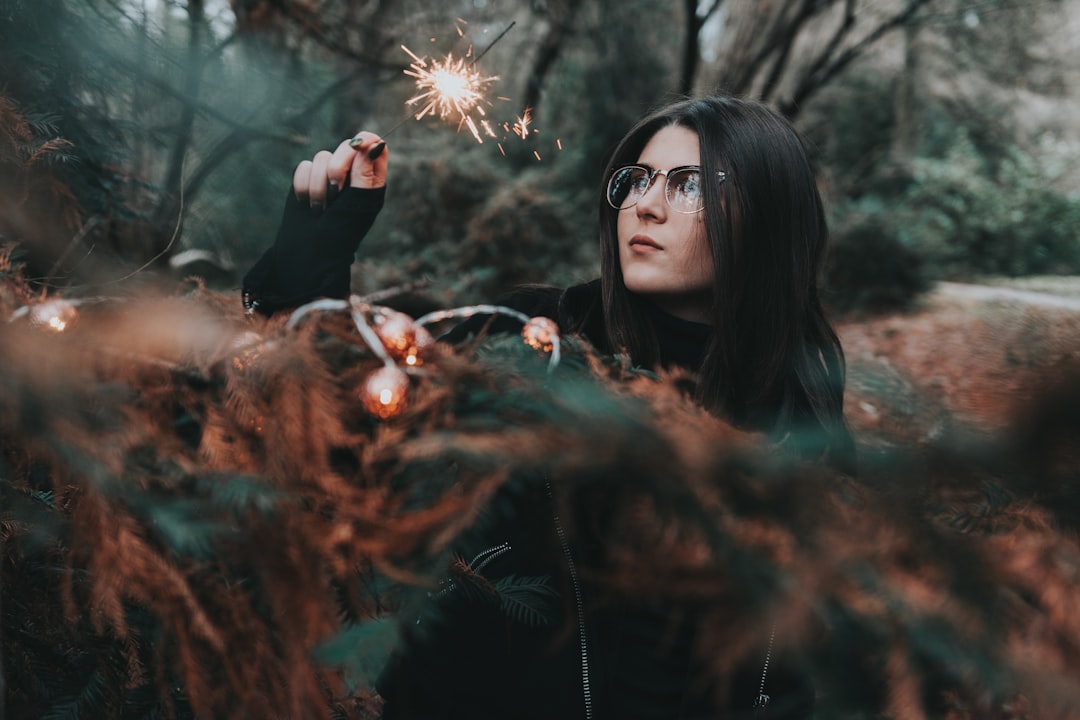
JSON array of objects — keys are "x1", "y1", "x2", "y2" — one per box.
[{"x1": 368, "y1": 142, "x2": 386, "y2": 160}]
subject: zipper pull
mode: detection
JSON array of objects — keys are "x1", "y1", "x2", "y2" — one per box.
[{"x1": 753, "y1": 693, "x2": 770, "y2": 716}]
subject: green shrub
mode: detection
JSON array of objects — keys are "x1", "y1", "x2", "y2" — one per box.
[
  {"x1": 828, "y1": 124, "x2": 1080, "y2": 284},
  {"x1": 825, "y1": 213, "x2": 930, "y2": 314},
  {"x1": 898, "y1": 129, "x2": 1080, "y2": 277}
]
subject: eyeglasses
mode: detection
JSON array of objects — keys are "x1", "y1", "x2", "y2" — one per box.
[{"x1": 606, "y1": 164, "x2": 726, "y2": 214}]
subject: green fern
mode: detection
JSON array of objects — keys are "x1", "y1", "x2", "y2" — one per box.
[{"x1": 494, "y1": 575, "x2": 559, "y2": 627}]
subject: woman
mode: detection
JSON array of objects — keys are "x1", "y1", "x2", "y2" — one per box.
[{"x1": 244, "y1": 96, "x2": 854, "y2": 718}]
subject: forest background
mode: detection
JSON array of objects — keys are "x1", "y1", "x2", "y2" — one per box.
[
  {"x1": 2, "y1": 0, "x2": 1080, "y2": 718},
  {"x1": 5, "y1": 0, "x2": 1080, "y2": 303}
]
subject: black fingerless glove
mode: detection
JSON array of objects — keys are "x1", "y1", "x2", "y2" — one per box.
[{"x1": 242, "y1": 186, "x2": 386, "y2": 316}]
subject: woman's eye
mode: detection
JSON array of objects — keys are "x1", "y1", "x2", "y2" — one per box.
[
  {"x1": 675, "y1": 171, "x2": 700, "y2": 196},
  {"x1": 628, "y1": 170, "x2": 651, "y2": 192}
]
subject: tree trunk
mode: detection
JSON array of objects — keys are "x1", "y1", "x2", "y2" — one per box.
[
  {"x1": 333, "y1": 0, "x2": 396, "y2": 135},
  {"x1": 679, "y1": 0, "x2": 702, "y2": 96},
  {"x1": 522, "y1": 0, "x2": 581, "y2": 121},
  {"x1": 891, "y1": 19, "x2": 921, "y2": 167},
  {"x1": 151, "y1": 0, "x2": 207, "y2": 264}
]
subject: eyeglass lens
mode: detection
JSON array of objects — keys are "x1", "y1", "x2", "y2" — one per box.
[{"x1": 607, "y1": 166, "x2": 704, "y2": 213}]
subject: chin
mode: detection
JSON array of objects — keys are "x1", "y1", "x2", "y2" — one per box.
[{"x1": 623, "y1": 275, "x2": 672, "y2": 297}]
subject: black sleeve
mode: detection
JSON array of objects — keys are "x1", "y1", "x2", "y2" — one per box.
[{"x1": 241, "y1": 186, "x2": 386, "y2": 315}]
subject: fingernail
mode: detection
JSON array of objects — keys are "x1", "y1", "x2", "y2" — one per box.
[{"x1": 328, "y1": 180, "x2": 339, "y2": 200}]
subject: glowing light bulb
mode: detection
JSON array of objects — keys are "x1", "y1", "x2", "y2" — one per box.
[
  {"x1": 229, "y1": 331, "x2": 265, "y2": 373},
  {"x1": 521, "y1": 316, "x2": 560, "y2": 353},
  {"x1": 373, "y1": 310, "x2": 434, "y2": 366},
  {"x1": 361, "y1": 365, "x2": 410, "y2": 419},
  {"x1": 29, "y1": 299, "x2": 79, "y2": 333}
]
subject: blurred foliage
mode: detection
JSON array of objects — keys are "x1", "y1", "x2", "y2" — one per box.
[
  {"x1": 0, "y1": 0, "x2": 146, "y2": 280},
  {"x1": 3, "y1": 257, "x2": 1080, "y2": 719}
]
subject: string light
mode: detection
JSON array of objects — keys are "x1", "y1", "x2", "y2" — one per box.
[
  {"x1": 285, "y1": 295, "x2": 562, "y2": 421},
  {"x1": 415, "y1": 305, "x2": 562, "y2": 374}
]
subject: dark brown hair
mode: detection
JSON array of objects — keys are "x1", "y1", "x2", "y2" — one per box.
[{"x1": 596, "y1": 96, "x2": 854, "y2": 468}]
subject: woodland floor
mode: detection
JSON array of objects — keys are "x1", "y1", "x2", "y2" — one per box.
[{"x1": 838, "y1": 277, "x2": 1080, "y2": 450}]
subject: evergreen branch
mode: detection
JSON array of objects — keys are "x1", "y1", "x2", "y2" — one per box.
[{"x1": 493, "y1": 575, "x2": 559, "y2": 627}]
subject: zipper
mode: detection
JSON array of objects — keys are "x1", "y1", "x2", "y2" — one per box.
[
  {"x1": 548, "y1": 481, "x2": 593, "y2": 720},
  {"x1": 753, "y1": 623, "x2": 777, "y2": 716}
]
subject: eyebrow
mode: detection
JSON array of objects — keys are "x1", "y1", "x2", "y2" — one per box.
[{"x1": 630, "y1": 163, "x2": 702, "y2": 171}]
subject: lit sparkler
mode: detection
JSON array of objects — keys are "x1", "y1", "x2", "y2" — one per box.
[
  {"x1": 402, "y1": 46, "x2": 498, "y2": 144},
  {"x1": 359, "y1": 21, "x2": 516, "y2": 159}
]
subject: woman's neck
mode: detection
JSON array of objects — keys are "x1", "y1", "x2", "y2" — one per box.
[
  {"x1": 644, "y1": 301, "x2": 711, "y2": 371},
  {"x1": 647, "y1": 292, "x2": 712, "y2": 325}
]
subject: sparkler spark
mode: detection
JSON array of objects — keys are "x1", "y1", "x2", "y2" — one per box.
[
  {"x1": 512, "y1": 108, "x2": 532, "y2": 139},
  {"x1": 402, "y1": 45, "x2": 499, "y2": 144}
]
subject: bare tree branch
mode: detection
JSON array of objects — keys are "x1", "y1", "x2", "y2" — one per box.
[
  {"x1": 181, "y1": 73, "x2": 356, "y2": 201},
  {"x1": 679, "y1": 0, "x2": 726, "y2": 95},
  {"x1": 725, "y1": 1, "x2": 830, "y2": 97},
  {"x1": 522, "y1": 0, "x2": 582, "y2": 120},
  {"x1": 756, "y1": 0, "x2": 824, "y2": 102},
  {"x1": 779, "y1": 0, "x2": 934, "y2": 118}
]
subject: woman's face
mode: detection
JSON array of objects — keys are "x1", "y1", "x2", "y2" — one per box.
[{"x1": 616, "y1": 124, "x2": 714, "y2": 324}]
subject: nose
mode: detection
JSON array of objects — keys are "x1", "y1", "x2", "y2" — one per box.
[{"x1": 635, "y1": 171, "x2": 667, "y2": 221}]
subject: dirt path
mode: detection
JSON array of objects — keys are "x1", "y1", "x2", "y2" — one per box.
[
  {"x1": 937, "y1": 281, "x2": 1080, "y2": 311},
  {"x1": 837, "y1": 281, "x2": 1080, "y2": 446}
]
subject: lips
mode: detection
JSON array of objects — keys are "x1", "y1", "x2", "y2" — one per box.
[{"x1": 629, "y1": 235, "x2": 662, "y2": 251}]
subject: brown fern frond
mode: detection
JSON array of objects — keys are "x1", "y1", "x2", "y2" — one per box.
[
  {"x1": 24, "y1": 136, "x2": 75, "y2": 170},
  {"x1": 0, "y1": 93, "x2": 32, "y2": 155}
]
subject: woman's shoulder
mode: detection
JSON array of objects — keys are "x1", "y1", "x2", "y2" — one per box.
[{"x1": 499, "y1": 279, "x2": 600, "y2": 316}]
